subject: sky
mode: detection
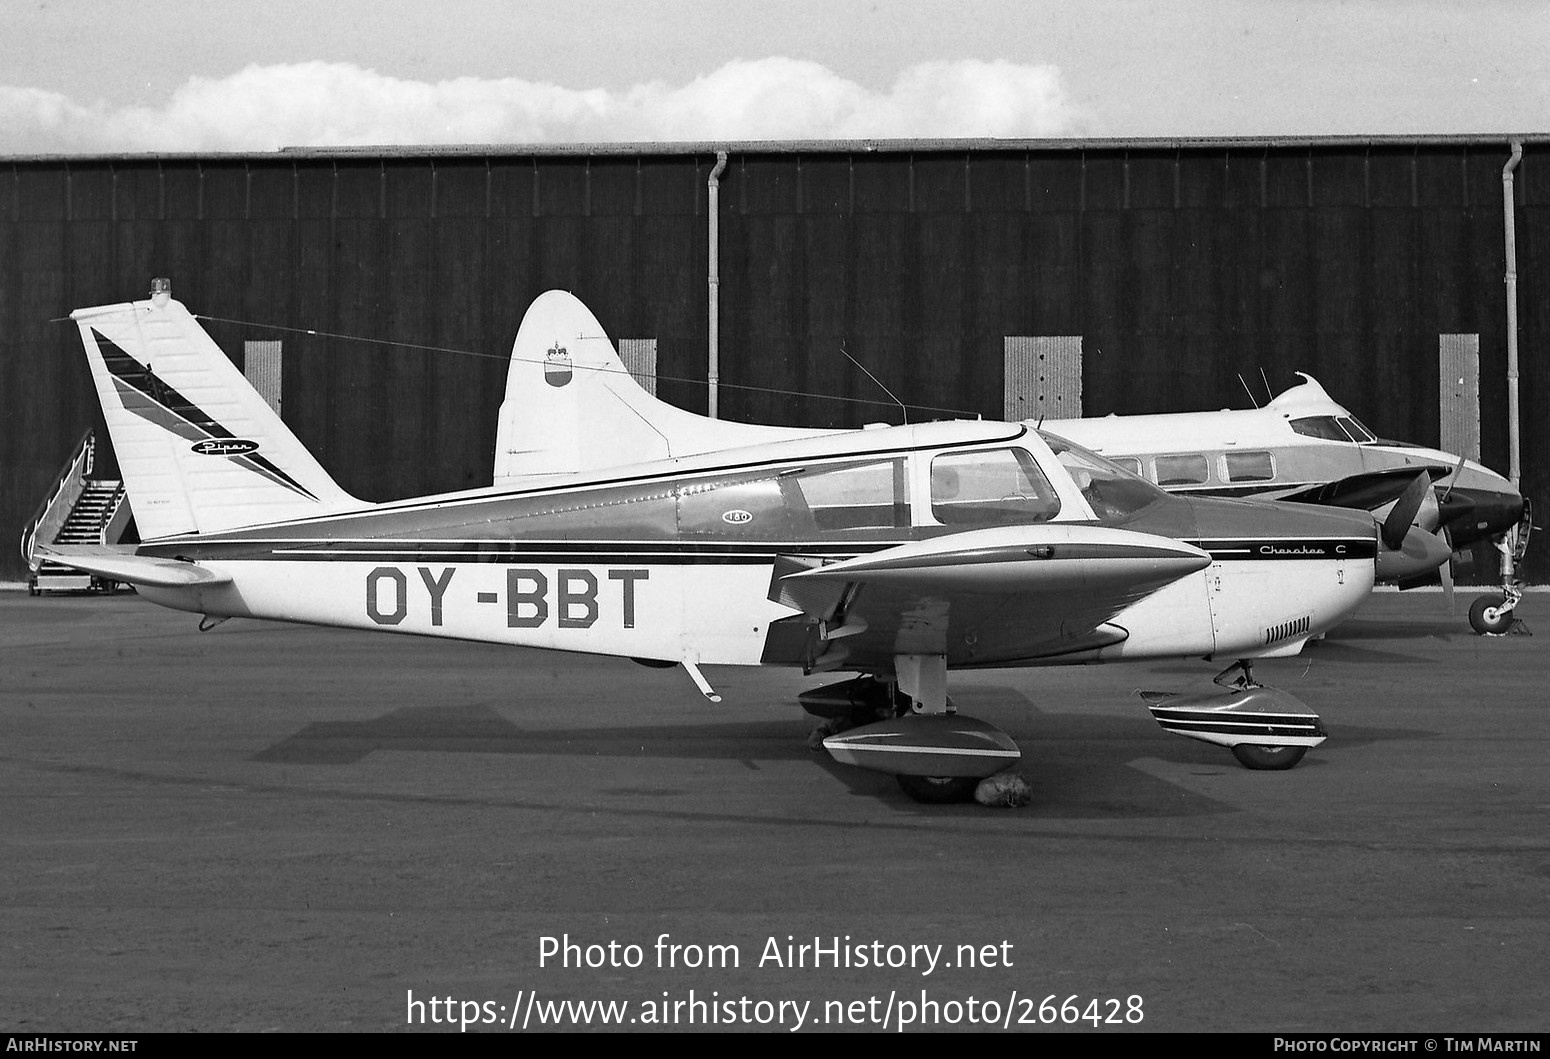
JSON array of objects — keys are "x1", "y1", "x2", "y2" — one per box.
[{"x1": 1, "y1": 0, "x2": 1545, "y2": 154}]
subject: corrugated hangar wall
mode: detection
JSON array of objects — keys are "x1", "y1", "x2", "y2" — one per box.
[{"x1": 1, "y1": 140, "x2": 1545, "y2": 582}]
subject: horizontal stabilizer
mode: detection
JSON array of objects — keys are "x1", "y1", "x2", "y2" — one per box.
[{"x1": 37, "y1": 545, "x2": 232, "y2": 588}]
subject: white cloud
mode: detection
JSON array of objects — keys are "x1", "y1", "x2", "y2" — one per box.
[{"x1": 0, "y1": 58, "x2": 1086, "y2": 153}]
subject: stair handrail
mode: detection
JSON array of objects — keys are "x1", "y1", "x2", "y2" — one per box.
[
  {"x1": 102, "y1": 482, "x2": 132, "y2": 546},
  {"x1": 20, "y1": 430, "x2": 96, "y2": 571}
]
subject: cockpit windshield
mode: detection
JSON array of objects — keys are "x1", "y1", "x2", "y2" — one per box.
[
  {"x1": 1338, "y1": 416, "x2": 1377, "y2": 443},
  {"x1": 1289, "y1": 414, "x2": 1378, "y2": 444},
  {"x1": 1039, "y1": 432, "x2": 1168, "y2": 520}
]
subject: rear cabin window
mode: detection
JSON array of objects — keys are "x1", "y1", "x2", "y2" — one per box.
[
  {"x1": 1109, "y1": 456, "x2": 1143, "y2": 477},
  {"x1": 1154, "y1": 453, "x2": 1210, "y2": 486},
  {"x1": 1223, "y1": 450, "x2": 1275, "y2": 483},
  {"x1": 785, "y1": 459, "x2": 908, "y2": 531},
  {"x1": 930, "y1": 448, "x2": 1060, "y2": 526}
]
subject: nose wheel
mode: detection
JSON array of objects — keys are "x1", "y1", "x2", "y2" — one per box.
[
  {"x1": 1144, "y1": 663, "x2": 1325, "y2": 772},
  {"x1": 1468, "y1": 586, "x2": 1523, "y2": 636}
]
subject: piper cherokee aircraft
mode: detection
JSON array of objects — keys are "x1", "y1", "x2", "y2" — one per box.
[
  {"x1": 44, "y1": 284, "x2": 1443, "y2": 803},
  {"x1": 1041, "y1": 377, "x2": 1530, "y2": 635}
]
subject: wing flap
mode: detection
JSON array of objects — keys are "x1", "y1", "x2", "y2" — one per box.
[{"x1": 37, "y1": 545, "x2": 232, "y2": 588}]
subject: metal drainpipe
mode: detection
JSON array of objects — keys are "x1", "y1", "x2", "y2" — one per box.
[
  {"x1": 1502, "y1": 140, "x2": 1523, "y2": 489},
  {"x1": 707, "y1": 150, "x2": 728, "y2": 419}
]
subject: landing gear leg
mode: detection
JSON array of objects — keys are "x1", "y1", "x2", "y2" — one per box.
[
  {"x1": 1471, "y1": 507, "x2": 1532, "y2": 636},
  {"x1": 1213, "y1": 659, "x2": 1260, "y2": 690},
  {"x1": 890, "y1": 653, "x2": 981, "y2": 801}
]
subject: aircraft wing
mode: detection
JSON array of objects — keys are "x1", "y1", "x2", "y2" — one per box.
[
  {"x1": 35, "y1": 545, "x2": 233, "y2": 588},
  {"x1": 768, "y1": 524, "x2": 1211, "y2": 672}
]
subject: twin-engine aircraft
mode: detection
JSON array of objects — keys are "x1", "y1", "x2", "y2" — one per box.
[
  {"x1": 1043, "y1": 377, "x2": 1530, "y2": 635},
  {"x1": 45, "y1": 285, "x2": 1439, "y2": 802}
]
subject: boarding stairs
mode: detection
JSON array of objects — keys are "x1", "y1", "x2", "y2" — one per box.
[{"x1": 20, "y1": 431, "x2": 132, "y2": 595}]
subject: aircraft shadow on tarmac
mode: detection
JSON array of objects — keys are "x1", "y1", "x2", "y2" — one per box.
[{"x1": 244, "y1": 683, "x2": 1427, "y2": 818}]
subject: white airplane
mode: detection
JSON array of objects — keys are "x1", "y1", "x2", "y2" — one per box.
[
  {"x1": 1041, "y1": 377, "x2": 1530, "y2": 635},
  {"x1": 43, "y1": 284, "x2": 1441, "y2": 803},
  {"x1": 498, "y1": 335, "x2": 1525, "y2": 636}
]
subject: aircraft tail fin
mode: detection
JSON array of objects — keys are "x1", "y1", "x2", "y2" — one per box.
[
  {"x1": 494, "y1": 290, "x2": 825, "y2": 484},
  {"x1": 70, "y1": 284, "x2": 362, "y2": 540}
]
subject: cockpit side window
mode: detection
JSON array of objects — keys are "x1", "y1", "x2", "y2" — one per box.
[
  {"x1": 1289, "y1": 415, "x2": 1351, "y2": 441},
  {"x1": 1291, "y1": 414, "x2": 1378, "y2": 443},
  {"x1": 930, "y1": 448, "x2": 1060, "y2": 526}
]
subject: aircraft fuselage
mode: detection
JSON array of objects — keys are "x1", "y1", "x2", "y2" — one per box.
[{"x1": 133, "y1": 422, "x2": 1376, "y2": 671}]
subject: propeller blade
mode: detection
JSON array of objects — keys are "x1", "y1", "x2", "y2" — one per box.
[
  {"x1": 1438, "y1": 455, "x2": 1466, "y2": 504},
  {"x1": 1413, "y1": 479, "x2": 1441, "y2": 533},
  {"x1": 1440, "y1": 552, "x2": 1456, "y2": 615},
  {"x1": 1381, "y1": 471, "x2": 1432, "y2": 551}
]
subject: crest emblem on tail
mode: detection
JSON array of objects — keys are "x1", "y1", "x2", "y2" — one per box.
[{"x1": 544, "y1": 345, "x2": 572, "y2": 387}]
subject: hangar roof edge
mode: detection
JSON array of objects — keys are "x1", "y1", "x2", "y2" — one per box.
[{"x1": 4, "y1": 134, "x2": 1550, "y2": 164}]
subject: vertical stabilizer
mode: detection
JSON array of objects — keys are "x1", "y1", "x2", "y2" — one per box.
[
  {"x1": 71, "y1": 287, "x2": 361, "y2": 539},
  {"x1": 493, "y1": 290, "x2": 826, "y2": 484}
]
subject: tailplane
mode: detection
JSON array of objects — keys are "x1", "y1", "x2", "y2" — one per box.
[
  {"x1": 71, "y1": 283, "x2": 362, "y2": 540},
  {"x1": 494, "y1": 290, "x2": 827, "y2": 484}
]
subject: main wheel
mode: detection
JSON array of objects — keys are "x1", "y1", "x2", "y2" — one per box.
[
  {"x1": 1231, "y1": 744, "x2": 1307, "y2": 771},
  {"x1": 1468, "y1": 595, "x2": 1514, "y2": 635},
  {"x1": 896, "y1": 774, "x2": 979, "y2": 803}
]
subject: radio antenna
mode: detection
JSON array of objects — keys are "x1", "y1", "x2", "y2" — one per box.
[
  {"x1": 1237, "y1": 373, "x2": 1260, "y2": 408},
  {"x1": 839, "y1": 342, "x2": 908, "y2": 425}
]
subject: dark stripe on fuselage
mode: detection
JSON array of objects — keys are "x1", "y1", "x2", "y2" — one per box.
[
  {"x1": 136, "y1": 534, "x2": 1374, "y2": 565},
  {"x1": 1188, "y1": 537, "x2": 1376, "y2": 561}
]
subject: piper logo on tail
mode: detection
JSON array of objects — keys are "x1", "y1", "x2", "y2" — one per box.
[
  {"x1": 192, "y1": 438, "x2": 260, "y2": 457},
  {"x1": 92, "y1": 328, "x2": 322, "y2": 502}
]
